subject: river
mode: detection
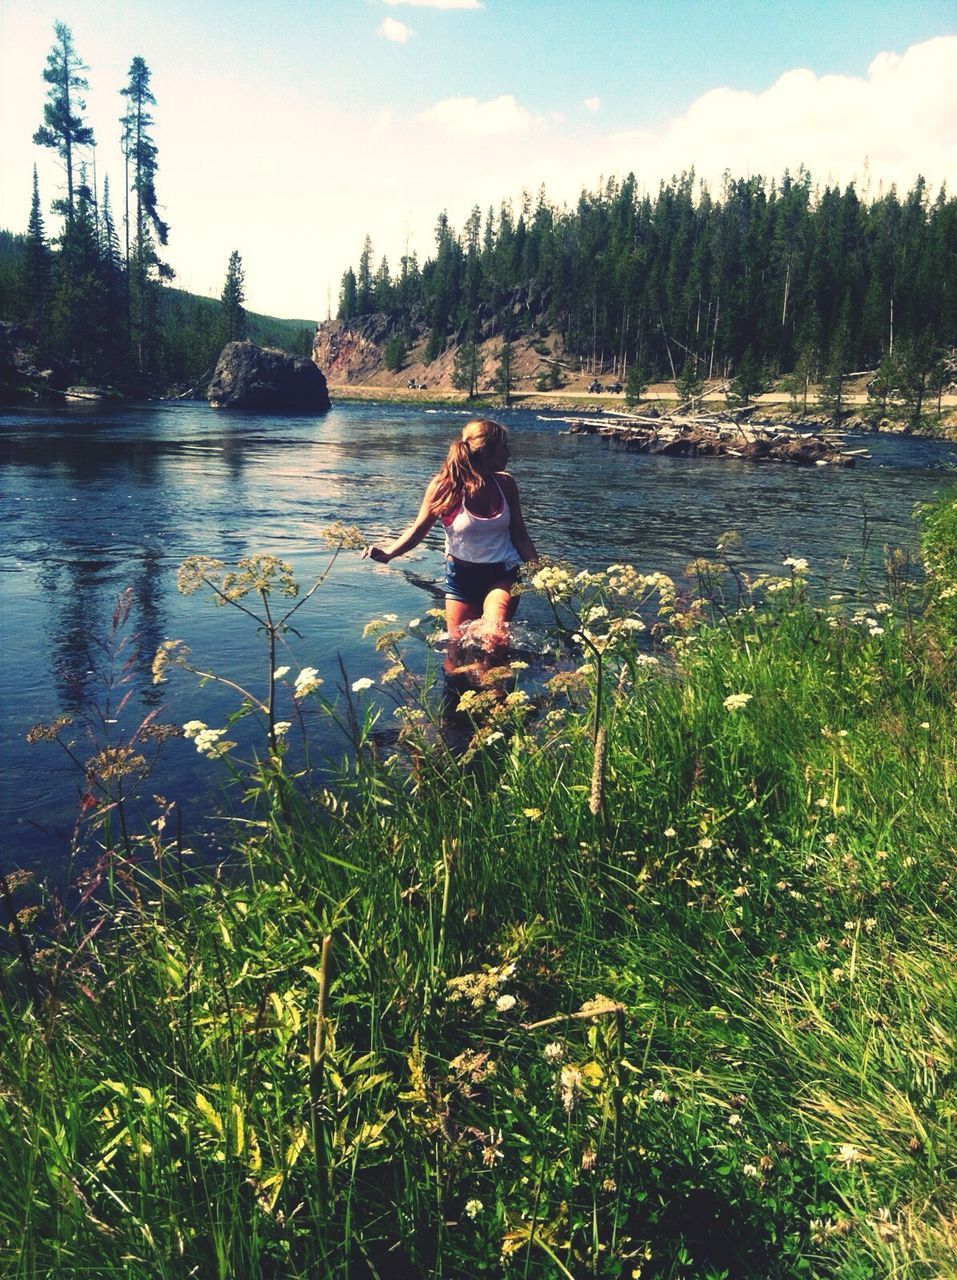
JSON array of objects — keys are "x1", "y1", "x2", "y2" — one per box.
[{"x1": 2, "y1": 399, "x2": 954, "y2": 873}]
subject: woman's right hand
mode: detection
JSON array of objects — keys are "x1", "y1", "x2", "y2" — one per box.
[{"x1": 362, "y1": 545, "x2": 391, "y2": 564}]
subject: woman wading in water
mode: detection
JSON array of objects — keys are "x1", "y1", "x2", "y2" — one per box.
[{"x1": 362, "y1": 418, "x2": 537, "y2": 665}]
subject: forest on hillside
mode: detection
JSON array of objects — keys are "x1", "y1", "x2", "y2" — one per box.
[
  {"x1": 0, "y1": 22, "x2": 313, "y2": 395},
  {"x1": 339, "y1": 171, "x2": 957, "y2": 405}
]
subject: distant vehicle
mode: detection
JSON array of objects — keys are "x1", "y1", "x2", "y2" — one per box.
[
  {"x1": 606, "y1": 381, "x2": 623, "y2": 394},
  {"x1": 588, "y1": 379, "x2": 603, "y2": 393}
]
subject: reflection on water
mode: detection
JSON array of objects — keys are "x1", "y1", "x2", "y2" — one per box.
[{"x1": 2, "y1": 399, "x2": 954, "y2": 871}]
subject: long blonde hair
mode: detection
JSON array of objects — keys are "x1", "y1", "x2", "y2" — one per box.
[{"x1": 430, "y1": 419, "x2": 508, "y2": 517}]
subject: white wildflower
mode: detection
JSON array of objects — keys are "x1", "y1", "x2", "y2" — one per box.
[
  {"x1": 464, "y1": 1198, "x2": 483, "y2": 1219},
  {"x1": 723, "y1": 693, "x2": 752, "y2": 711},
  {"x1": 351, "y1": 677, "x2": 373, "y2": 692},
  {"x1": 273, "y1": 721, "x2": 291, "y2": 737},
  {"x1": 560, "y1": 1064, "x2": 584, "y2": 1113},
  {"x1": 294, "y1": 667, "x2": 323, "y2": 698},
  {"x1": 543, "y1": 1042, "x2": 564, "y2": 1063},
  {"x1": 273, "y1": 665, "x2": 290, "y2": 679},
  {"x1": 193, "y1": 727, "x2": 228, "y2": 755},
  {"x1": 496, "y1": 993, "x2": 517, "y2": 1012},
  {"x1": 182, "y1": 720, "x2": 207, "y2": 740}
]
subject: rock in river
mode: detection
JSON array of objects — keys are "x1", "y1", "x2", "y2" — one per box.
[{"x1": 208, "y1": 341, "x2": 331, "y2": 412}]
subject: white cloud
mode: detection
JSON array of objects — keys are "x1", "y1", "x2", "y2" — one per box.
[
  {"x1": 420, "y1": 93, "x2": 534, "y2": 136},
  {"x1": 584, "y1": 97, "x2": 601, "y2": 112},
  {"x1": 383, "y1": 0, "x2": 481, "y2": 8},
  {"x1": 378, "y1": 17, "x2": 412, "y2": 43},
  {"x1": 597, "y1": 36, "x2": 957, "y2": 194}
]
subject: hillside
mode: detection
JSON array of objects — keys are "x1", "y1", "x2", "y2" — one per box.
[{"x1": 312, "y1": 314, "x2": 957, "y2": 435}]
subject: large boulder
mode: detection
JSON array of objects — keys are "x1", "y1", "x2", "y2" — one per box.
[{"x1": 208, "y1": 341, "x2": 331, "y2": 412}]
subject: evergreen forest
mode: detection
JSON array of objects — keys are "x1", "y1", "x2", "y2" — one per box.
[
  {"x1": 338, "y1": 171, "x2": 957, "y2": 397},
  {"x1": 0, "y1": 22, "x2": 314, "y2": 396}
]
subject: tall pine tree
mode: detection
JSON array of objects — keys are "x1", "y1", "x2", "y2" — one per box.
[
  {"x1": 221, "y1": 250, "x2": 246, "y2": 342},
  {"x1": 120, "y1": 57, "x2": 171, "y2": 373},
  {"x1": 33, "y1": 22, "x2": 94, "y2": 221},
  {"x1": 22, "y1": 166, "x2": 52, "y2": 349}
]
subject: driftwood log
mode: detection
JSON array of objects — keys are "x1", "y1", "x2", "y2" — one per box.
[{"x1": 561, "y1": 411, "x2": 863, "y2": 467}]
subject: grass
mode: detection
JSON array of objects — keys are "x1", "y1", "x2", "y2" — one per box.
[{"x1": 2, "y1": 496, "x2": 957, "y2": 1278}]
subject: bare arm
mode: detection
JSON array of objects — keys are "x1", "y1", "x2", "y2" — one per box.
[
  {"x1": 498, "y1": 472, "x2": 538, "y2": 562},
  {"x1": 362, "y1": 478, "x2": 440, "y2": 564}
]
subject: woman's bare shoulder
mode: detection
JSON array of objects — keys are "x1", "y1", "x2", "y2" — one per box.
[{"x1": 495, "y1": 470, "x2": 519, "y2": 495}]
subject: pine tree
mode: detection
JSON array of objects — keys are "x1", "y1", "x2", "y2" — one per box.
[
  {"x1": 452, "y1": 333, "x2": 483, "y2": 397},
  {"x1": 221, "y1": 250, "x2": 246, "y2": 342},
  {"x1": 675, "y1": 357, "x2": 703, "y2": 412},
  {"x1": 865, "y1": 348, "x2": 901, "y2": 423},
  {"x1": 22, "y1": 167, "x2": 52, "y2": 348},
  {"x1": 624, "y1": 361, "x2": 648, "y2": 407},
  {"x1": 338, "y1": 268, "x2": 357, "y2": 320},
  {"x1": 33, "y1": 22, "x2": 94, "y2": 221},
  {"x1": 897, "y1": 329, "x2": 938, "y2": 431},
  {"x1": 357, "y1": 235, "x2": 373, "y2": 314},
  {"x1": 120, "y1": 57, "x2": 171, "y2": 373},
  {"x1": 726, "y1": 346, "x2": 765, "y2": 407},
  {"x1": 817, "y1": 302, "x2": 850, "y2": 424},
  {"x1": 384, "y1": 333, "x2": 407, "y2": 372},
  {"x1": 51, "y1": 174, "x2": 106, "y2": 367},
  {"x1": 100, "y1": 175, "x2": 122, "y2": 275},
  {"x1": 493, "y1": 333, "x2": 514, "y2": 406},
  {"x1": 780, "y1": 348, "x2": 813, "y2": 417}
]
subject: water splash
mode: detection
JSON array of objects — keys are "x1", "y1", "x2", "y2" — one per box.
[{"x1": 428, "y1": 617, "x2": 553, "y2": 663}]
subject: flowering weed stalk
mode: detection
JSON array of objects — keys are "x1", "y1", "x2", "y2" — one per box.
[{"x1": 169, "y1": 526, "x2": 364, "y2": 755}]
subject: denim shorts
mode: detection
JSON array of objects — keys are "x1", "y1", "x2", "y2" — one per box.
[{"x1": 444, "y1": 558, "x2": 520, "y2": 607}]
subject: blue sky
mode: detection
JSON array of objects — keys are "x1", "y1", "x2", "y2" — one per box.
[{"x1": 2, "y1": 0, "x2": 955, "y2": 320}]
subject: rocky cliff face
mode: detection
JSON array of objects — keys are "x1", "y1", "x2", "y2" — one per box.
[{"x1": 312, "y1": 315, "x2": 420, "y2": 384}]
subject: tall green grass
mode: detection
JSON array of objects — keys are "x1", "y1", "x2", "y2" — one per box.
[{"x1": 2, "y1": 494, "x2": 956, "y2": 1278}]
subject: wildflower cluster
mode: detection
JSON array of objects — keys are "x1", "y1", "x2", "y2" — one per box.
[
  {"x1": 318, "y1": 522, "x2": 365, "y2": 550},
  {"x1": 530, "y1": 563, "x2": 577, "y2": 598},
  {"x1": 182, "y1": 720, "x2": 233, "y2": 757},
  {"x1": 447, "y1": 960, "x2": 517, "y2": 1011},
  {"x1": 26, "y1": 714, "x2": 73, "y2": 744}
]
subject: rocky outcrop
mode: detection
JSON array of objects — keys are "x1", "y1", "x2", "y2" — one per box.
[
  {"x1": 0, "y1": 322, "x2": 76, "y2": 402},
  {"x1": 313, "y1": 314, "x2": 425, "y2": 384},
  {"x1": 208, "y1": 341, "x2": 330, "y2": 412}
]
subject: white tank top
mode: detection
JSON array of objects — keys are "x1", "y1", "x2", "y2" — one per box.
[{"x1": 441, "y1": 476, "x2": 521, "y2": 567}]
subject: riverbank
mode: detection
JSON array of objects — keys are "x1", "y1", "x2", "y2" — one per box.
[
  {"x1": 3, "y1": 493, "x2": 956, "y2": 1277},
  {"x1": 328, "y1": 379, "x2": 957, "y2": 437}
]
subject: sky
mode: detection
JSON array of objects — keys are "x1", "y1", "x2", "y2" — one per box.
[{"x1": 1, "y1": 0, "x2": 955, "y2": 322}]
